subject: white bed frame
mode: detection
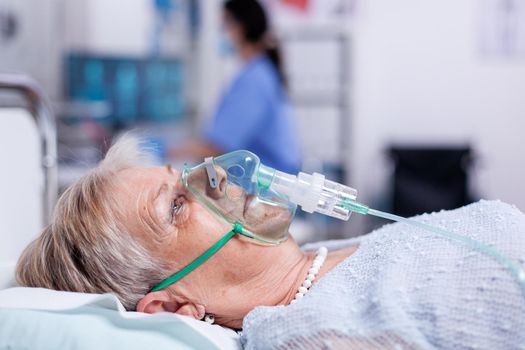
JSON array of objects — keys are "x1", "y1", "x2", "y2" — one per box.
[{"x1": 0, "y1": 74, "x2": 57, "y2": 288}]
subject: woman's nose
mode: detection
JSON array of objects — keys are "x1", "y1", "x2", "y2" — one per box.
[{"x1": 206, "y1": 166, "x2": 227, "y2": 200}]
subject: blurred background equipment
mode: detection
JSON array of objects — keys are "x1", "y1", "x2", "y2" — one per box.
[
  {"x1": 0, "y1": 6, "x2": 17, "y2": 43},
  {"x1": 0, "y1": 0, "x2": 524, "y2": 243},
  {"x1": 65, "y1": 54, "x2": 186, "y2": 128},
  {"x1": 279, "y1": 24, "x2": 351, "y2": 241}
]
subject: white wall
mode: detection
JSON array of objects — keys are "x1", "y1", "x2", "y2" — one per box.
[
  {"x1": 195, "y1": 0, "x2": 231, "y2": 125},
  {"x1": 65, "y1": 0, "x2": 154, "y2": 55},
  {"x1": 0, "y1": 0, "x2": 62, "y2": 99},
  {"x1": 349, "y1": 0, "x2": 525, "y2": 232}
]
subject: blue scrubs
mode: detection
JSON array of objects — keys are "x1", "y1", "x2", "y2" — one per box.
[{"x1": 204, "y1": 55, "x2": 302, "y2": 174}]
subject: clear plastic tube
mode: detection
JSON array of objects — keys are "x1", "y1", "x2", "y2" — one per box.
[
  {"x1": 366, "y1": 207, "x2": 525, "y2": 297},
  {"x1": 261, "y1": 167, "x2": 525, "y2": 296}
]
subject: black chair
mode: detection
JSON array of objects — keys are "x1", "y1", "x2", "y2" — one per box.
[{"x1": 388, "y1": 146, "x2": 474, "y2": 217}]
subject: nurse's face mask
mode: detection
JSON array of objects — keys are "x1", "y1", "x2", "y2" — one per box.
[{"x1": 150, "y1": 150, "x2": 296, "y2": 292}]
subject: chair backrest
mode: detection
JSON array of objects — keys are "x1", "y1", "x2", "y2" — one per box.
[
  {"x1": 388, "y1": 146, "x2": 473, "y2": 217},
  {"x1": 0, "y1": 108, "x2": 44, "y2": 288}
]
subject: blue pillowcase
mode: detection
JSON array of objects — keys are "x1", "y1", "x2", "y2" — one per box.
[{"x1": 0, "y1": 306, "x2": 217, "y2": 350}]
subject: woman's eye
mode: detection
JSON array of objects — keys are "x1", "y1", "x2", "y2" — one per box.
[{"x1": 170, "y1": 196, "x2": 184, "y2": 221}]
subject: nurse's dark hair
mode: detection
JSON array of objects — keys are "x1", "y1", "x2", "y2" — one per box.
[{"x1": 224, "y1": 0, "x2": 286, "y2": 87}]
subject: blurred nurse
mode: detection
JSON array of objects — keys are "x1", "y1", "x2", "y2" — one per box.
[{"x1": 173, "y1": 0, "x2": 302, "y2": 174}]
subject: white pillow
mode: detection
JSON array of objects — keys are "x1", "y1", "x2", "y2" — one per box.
[{"x1": 0, "y1": 287, "x2": 241, "y2": 350}]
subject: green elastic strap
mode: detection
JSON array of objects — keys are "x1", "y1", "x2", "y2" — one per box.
[{"x1": 149, "y1": 223, "x2": 246, "y2": 292}]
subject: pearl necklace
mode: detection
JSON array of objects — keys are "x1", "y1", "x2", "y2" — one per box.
[{"x1": 290, "y1": 246, "x2": 328, "y2": 304}]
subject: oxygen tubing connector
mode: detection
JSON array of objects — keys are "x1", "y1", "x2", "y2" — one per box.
[
  {"x1": 257, "y1": 166, "x2": 525, "y2": 295},
  {"x1": 258, "y1": 165, "x2": 360, "y2": 220}
]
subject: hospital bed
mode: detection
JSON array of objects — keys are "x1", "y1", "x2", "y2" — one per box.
[
  {"x1": 0, "y1": 73, "x2": 57, "y2": 288},
  {"x1": 0, "y1": 75, "x2": 242, "y2": 350}
]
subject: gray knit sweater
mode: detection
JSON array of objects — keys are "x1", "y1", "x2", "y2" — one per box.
[{"x1": 241, "y1": 200, "x2": 525, "y2": 349}]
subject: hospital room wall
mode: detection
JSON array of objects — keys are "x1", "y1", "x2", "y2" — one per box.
[
  {"x1": 0, "y1": 0, "x2": 62, "y2": 99},
  {"x1": 348, "y1": 0, "x2": 525, "y2": 234},
  {"x1": 62, "y1": 0, "x2": 154, "y2": 55}
]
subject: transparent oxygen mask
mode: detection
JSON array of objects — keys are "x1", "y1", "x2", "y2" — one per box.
[
  {"x1": 183, "y1": 150, "x2": 525, "y2": 296},
  {"x1": 182, "y1": 150, "x2": 297, "y2": 244}
]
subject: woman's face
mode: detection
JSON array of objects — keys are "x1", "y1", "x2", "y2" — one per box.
[
  {"x1": 222, "y1": 11, "x2": 244, "y2": 49},
  {"x1": 112, "y1": 165, "x2": 290, "y2": 278},
  {"x1": 184, "y1": 164, "x2": 295, "y2": 242}
]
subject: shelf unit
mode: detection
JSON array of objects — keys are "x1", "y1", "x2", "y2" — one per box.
[{"x1": 279, "y1": 23, "x2": 352, "y2": 241}]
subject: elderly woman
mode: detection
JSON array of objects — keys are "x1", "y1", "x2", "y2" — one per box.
[{"x1": 16, "y1": 136, "x2": 525, "y2": 349}]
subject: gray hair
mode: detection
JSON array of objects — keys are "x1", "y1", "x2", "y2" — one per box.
[{"x1": 16, "y1": 134, "x2": 171, "y2": 310}]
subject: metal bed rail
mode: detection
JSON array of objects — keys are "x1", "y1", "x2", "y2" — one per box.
[{"x1": 0, "y1": 73, "x2": 57, "y2": 224}]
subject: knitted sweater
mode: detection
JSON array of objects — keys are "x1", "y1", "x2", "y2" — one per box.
[{"x1": 241, "y1": 200, "x2": 525, "y2": 349}]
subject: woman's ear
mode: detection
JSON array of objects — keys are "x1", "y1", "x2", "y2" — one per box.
[{"x1": 136, "y1": 290, "x2": 205, "y2": 320}]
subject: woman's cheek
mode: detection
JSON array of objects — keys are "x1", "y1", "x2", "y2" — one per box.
[
  {"x1": 189, "y1": 201, "x2": 229, "y2": 237},
  {"x1": 175, "y1": 202, "x2": 192, "y2": 228}
]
